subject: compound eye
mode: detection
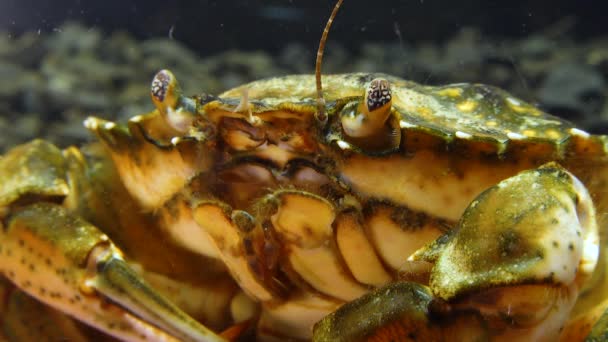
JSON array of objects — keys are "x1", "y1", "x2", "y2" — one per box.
[
  {"x1": 366, "y1": 78, "x2": 392, "y2": 113},
  {"x1": 341, "y1": 78, "x2": 393, "y2": 138},
  {"x1": 151, "y1": 69, "x2": 180, "y2": 111},
  {"x1": 150, "y1": 69, "x2": 198, "y2": 133}
]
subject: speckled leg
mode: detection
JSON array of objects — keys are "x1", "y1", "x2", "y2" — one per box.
[{"x1": 1, "y1": 278, "x2": 91, "y2": 342}]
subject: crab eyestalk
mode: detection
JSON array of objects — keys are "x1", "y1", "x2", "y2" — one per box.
[
  {"x1": 341, "y1": 78, "x2": 393, "y2": 137},
  {"x1": 150, "y1": 69, "x2": 197, "y2": 133}
]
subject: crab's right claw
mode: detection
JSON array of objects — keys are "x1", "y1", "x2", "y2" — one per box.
[{"x1": 314, "y1": 163, "x2": 599, "y2": 341}]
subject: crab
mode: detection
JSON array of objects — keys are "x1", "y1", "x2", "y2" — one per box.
[{"x1": 2, "y1": 1, "x2": 608, "y2": 341}]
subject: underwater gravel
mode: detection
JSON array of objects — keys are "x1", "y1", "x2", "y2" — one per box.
[{"x1": 1, "y1": 22, "x2": 607, "y2": 152}]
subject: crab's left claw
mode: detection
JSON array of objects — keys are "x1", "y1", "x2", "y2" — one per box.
[
  {"x1": 314, "y1": 163, "x2": 599, "y2": 341},
  {"x1": 1, "y1": 203, "x2": 225, "y2": 342},
  {"x1": 0, "y1": 141, "x2": 224, "y2": 341}
]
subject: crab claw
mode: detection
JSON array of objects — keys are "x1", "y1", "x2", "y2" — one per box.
[
  {"x1": 0, "y1": 203, "x2": 224, "y2": 342},
  {"x1": 314, "y1": 163, "x2": 599, "y2": 341}
]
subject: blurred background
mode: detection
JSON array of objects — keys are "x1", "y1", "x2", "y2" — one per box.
[{"x1": 1, "y1": 0, "x2": 607, "y2": 150}]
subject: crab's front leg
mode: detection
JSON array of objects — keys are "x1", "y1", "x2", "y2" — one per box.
[
  {"x1": 0, "y1": 141, "x2": 225, "y2": 342},
  {"x1": 314, "y1": 163, "x2": 599, "y2": 341}
]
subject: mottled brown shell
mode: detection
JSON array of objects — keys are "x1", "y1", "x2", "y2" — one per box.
[{"x1": 217, "y1": 73, "x2": 608, "y2": 156}]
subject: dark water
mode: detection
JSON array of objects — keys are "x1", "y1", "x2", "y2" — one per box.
[
  {"x1": 2, "y1": 0, "x2": 606, "y2": 54},
  {"x1": 1, "y1": 0, "x2": 607, "y2": 150}
]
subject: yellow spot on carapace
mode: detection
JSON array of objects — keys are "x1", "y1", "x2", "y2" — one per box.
[
  {"x1": 416, "y1": 107, "x2": 433, "y2": 118},
  {"x1": 486, "y1": 120, "x2": 498, "y2": 127},
  {"x1": 529, "y1": 107, "x2": 543, "y2": 116},
  {"x1": 523, "y1": 129, "x2": 538, "y2": 137},
  {"x1": 456, "y1": 100, "x2": 478, "y2": 113},
  {"x1": 436, "y1": 87, "x2": 463, "y2": 98},
  {"x1": 546, "y1": 129, "x2": 562, "y2": 139},
  {"x1": 507, "y1": 102, "x2": 529, "y2": 114}
]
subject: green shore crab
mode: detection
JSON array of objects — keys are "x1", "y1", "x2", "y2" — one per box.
[{"x1": 2, "y1": 1, "x2": 608, "y2": 341}]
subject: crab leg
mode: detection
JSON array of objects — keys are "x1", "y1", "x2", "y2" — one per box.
[
  {"x1": 561, "y1": 296, "x2": 608, "y2": 340},
  {"x1": 0, "y1": 202, "x2": 224, "y2": 342},
  {"x1": 313, "y1": 281, "x2": 488, "y2": 341},
  {"x1": 1, "y1": 279, "x2": 90, "y2": 341}
]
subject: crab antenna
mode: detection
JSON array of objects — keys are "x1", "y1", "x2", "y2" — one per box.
[{"x1": 315, "y1": 0, "x2": 344, "y2": 122}]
